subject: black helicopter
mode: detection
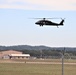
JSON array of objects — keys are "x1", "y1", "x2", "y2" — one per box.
[{"x1": 35, "y1": 18, "x2": 64, "y2": 27}]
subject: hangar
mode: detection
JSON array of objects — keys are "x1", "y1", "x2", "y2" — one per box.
[{"x1": 0, "y1": 50, "x2": 30, "y2": 59}]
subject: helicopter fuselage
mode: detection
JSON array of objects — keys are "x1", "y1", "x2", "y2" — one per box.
[{"x1": 35, "y1": 19, "x2": 64, "y2": 27}]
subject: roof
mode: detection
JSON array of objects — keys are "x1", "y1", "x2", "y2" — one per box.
[
  {"x1": 0, "y1": 50, "x2": 22, "y2": 54},
  {"x1": 9, "y1": 54, "x2": 30, "y2": 57}
]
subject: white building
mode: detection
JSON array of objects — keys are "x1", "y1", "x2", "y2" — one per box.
[{"x1": 9, "y1": 54, "x2": 30, "y2": 59}]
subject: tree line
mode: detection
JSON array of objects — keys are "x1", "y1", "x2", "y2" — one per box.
[{"x1": 19, "y1": 49, "x2": 76, "y2": 59}]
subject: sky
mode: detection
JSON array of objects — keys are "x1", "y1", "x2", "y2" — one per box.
[{"x1": 0, "y1": 0, "x2": 76, "y2": 47}]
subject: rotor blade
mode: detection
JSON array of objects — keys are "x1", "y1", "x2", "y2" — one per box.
[
  {"x1": 29, "y1": 18, "x2": 45, "y2": 19},
  {"x1": 46, "y1": 17, "x2": 61, "y2": 19},
  {"x1": 61, "y1": 18, "x2": 66, "y2": 20},
  {"x1": 29, "y1": 17, "x2": 64, "y2": 19}
]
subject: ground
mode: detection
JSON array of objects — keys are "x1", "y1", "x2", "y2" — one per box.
[{"x1": 0, "y1": 59, "x2": 76, "y2": 75}]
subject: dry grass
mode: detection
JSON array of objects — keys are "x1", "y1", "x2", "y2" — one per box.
[{"x1": 0, "y1": 59, "x2": 76, "y2": 75}]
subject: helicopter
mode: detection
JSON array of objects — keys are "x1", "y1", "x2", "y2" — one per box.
[{"x1": 35, "y1": 18, "x2": 65, "y2": 27}]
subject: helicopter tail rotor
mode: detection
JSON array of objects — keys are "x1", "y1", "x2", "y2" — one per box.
[{"x1": 59, "y1": 19, "x2": 65, "y2": 25}]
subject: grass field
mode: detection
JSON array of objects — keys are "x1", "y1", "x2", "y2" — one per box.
[{"x1": 0, "y1": 59, "x2": 76, "y2": 75}]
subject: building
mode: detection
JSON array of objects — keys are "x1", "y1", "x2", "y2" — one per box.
[{"x1": 0, "y1": 50, "x2": 30, "y2": 59}]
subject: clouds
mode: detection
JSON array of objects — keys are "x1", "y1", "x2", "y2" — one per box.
[{"x1": 0, "y1": 0, "x2": 76, "y2": 10}]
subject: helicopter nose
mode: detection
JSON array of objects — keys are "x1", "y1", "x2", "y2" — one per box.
[{"x1": 35, "y1": 22, "x2": 39, "y2": 24}]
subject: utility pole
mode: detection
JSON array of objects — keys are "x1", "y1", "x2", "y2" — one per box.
[
  {"x1": 62, "y1": 47, "x2": 65, "y2": 75},
  {"x1": 40, "y1": 50, "x2": 42, "y2": 58}
]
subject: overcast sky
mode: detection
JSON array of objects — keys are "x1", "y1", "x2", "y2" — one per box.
[{"x1": 0, "y1": 0, "x2": 76, "y2": 47}]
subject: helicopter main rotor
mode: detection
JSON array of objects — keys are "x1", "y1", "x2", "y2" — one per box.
[{"x1": 31, "y1": 17, "x2": 64, "y2": 20}]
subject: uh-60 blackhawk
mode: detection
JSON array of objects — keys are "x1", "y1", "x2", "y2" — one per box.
[{"x1": 35, "y1": 18, "x2": 65, "y2": 28}]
